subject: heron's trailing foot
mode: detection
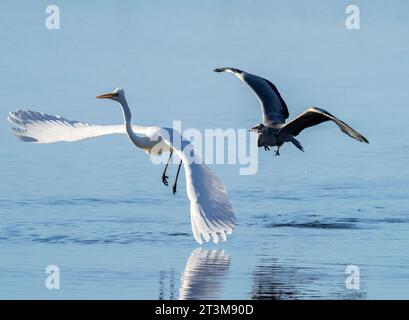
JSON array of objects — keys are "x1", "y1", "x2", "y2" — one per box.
[
  {"x1": 172, "y1": 183, "x2": 177, "y2": 195},
  {"x1": 264, "y1": 145, "x2": 270, "y2": 151}
]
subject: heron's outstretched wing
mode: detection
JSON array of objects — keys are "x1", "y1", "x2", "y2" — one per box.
[
  {"x1": 214, "y1": 67, "x2": 289, "y2": 125},
  {"x1": 158, "y1": 128, "x2": 235, "y2": 244},
  {"x1": 8, "y1": 109, "x2": 126, "y2": 143},
  {"x1": 280, "y1": 107, "x2": 369, "y2": 143}
]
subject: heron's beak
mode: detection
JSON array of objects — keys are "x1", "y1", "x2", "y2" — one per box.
[{"x1": 96, "y1": 92, "x2": 118, "y2": 99}]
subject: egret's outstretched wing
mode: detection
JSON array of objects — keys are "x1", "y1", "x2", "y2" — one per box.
[
  {"x1": 8, "y1": 109, "x2": 236, "y2": 244},
  {"x1": 214, "y1": 67, "x2": 289, "y2": 125},
  {"x1": 8, "y1": 109, "x2": 126, "y2": 143},
  {"x1": 158, "y1": 128, "x2": 236, "y2": 244},
  {"x1": 280, "y1": 107, "x2": 369, "y2": 143}
]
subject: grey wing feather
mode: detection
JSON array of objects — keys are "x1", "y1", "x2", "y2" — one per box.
[
  {"x1": 214, "y1": 67, "x2": 289, "y2": 125},
  {"x1": 242, "y1": 72, "x2": 289, "y2": 125},
  {"x1": 280, "y1": 107, "x2": 369, "y2": 143}
]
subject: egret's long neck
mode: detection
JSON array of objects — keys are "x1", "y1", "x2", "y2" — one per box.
[
  {"x1": 118, "y1": 97, "x2": 149, "y2": 149},
  {"x1": 119, "y1": 97, "x2": 132, "y2": 128}
]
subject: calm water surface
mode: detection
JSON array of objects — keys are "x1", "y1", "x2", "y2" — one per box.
[{"x1": 1, "y1": 1, "x2": 408, "y2": 299}]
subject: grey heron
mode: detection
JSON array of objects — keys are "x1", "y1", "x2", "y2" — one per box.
[{"x1": 214, "y1": 67, "x2": 369, "y2": 155}]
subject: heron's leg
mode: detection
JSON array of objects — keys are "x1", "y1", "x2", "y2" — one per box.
[
  {"x1": 264, "y1": 145, "x2": 270, "y2": 151},
  {"x1": 275, "y1": 146, "x2": 281, "y2": 156},
  {"x1": 162, "y1": 151, "x2": 173, "y2": 186},
  {"x1": 172, "y1": 160, "x2": 182, "y2": 195}
]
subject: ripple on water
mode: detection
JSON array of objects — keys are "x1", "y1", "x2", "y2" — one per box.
[
  {"x1": 251, "y1": 258, "x2": 320, "y2": 299},
  {"x1": 0, "y1": 197, "x2": 159, "y2": 208},
  {"x1": 266, "y1": 221, "x2": 358, "y2": 230}
]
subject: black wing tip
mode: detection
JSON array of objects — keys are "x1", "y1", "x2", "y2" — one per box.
[
  {"x1": 310, "y1": 107, "x2": 330, "y2": 115},
  {"x1": 213, "y1": 67, "x2": 244, "y2": 74},
  {"x1": 353, "y1": 135, "x2": 369, "y2": 144},
  {"x1": 344, "y1": 127, "x2": 369, "y2": 144},
  {"x1": 311, "y1": 107, "x2": 370, "y2": 144}
]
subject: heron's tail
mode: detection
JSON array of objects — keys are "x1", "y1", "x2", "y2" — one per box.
[{"x1": 290, "y1": 137, "x2": 304, "y2": 152}]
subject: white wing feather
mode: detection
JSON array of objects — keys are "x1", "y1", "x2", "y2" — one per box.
[
  {"x1": 157, "y1": 128, "x2": 236, "y2": 244},
  {"x1": 8, "y1": 109, "x2": 126, "y2": 143}
]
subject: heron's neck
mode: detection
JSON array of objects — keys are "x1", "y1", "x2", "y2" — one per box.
[{"x1": 118, "y1": 98, "x2": 149, "y2": 149}]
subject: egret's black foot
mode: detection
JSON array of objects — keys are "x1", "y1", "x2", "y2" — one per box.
[
  {"x1": 172, "y1": 184, "x2": 177, "y2": 195},
  {"x1": 275, "y1": 150, "x2": 280, "y2": 156},
  {"x1": 162, "y1": 174, "x2": 169, "y2": 186},
  {"x1": 264, "y1": 146, "x2": 270, "y2": 151}
]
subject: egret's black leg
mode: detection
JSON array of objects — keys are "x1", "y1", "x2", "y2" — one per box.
[
  {"x1": 264, "y1": 145, "x2": 270, "y2": 151},
  {"x1": 172, "y1": 160, "x2": 182, "y2": 195},
  {"x1": 162, "y1": 151, "x2": 173, "y2": 186},
  {"x1": 275, "y1": 146, "x2": 280, "y2": 156}
]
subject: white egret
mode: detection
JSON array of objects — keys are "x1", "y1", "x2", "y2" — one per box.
[{"x1": 8, "y1": 88, "x2": 235, "y2": 244}]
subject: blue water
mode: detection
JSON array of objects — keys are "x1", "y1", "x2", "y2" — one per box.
[{"x1": 1, "y1": 0, "x2": 409, "y2": 299}]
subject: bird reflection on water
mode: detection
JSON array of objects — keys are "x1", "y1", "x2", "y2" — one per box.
[
  {"x1": 158, "y1": 248, "x2": 230, "y2": 300},
  {"x1": 251, "y1": 257, "x2": 367, "y2": 299},
  {"x1": 251, "y1": 257, "x2": 306, "y2": 299},
  {"x1": 179, "y1": 248, "x2": 230, "y2": 300},
  {"x1": 158, "y1": 268, "x2": 176, "y2": 300}
]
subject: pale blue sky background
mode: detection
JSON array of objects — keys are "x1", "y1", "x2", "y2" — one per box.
[{"x1": 0, "y1": 0, "x2": 407, "y2": 129}]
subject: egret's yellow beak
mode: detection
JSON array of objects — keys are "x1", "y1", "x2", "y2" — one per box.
[{"x1": 96, "y1": 92, "x2": 118, "y2": 99}]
